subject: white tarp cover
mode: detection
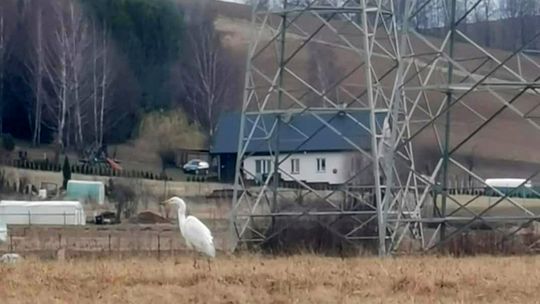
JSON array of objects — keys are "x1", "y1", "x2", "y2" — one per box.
[
  {"x1": 0, "y1": 222, "x2": 6, "y2": 243},
  {"x1": 485, "y1": 178, "x2": 532, "y2": 188},
  {"x1": 66, "y1": 180, "x2": 105, "y2": 205},
  {"x1": 0, "y1": 201, "x2": 86, "y2": 226}
]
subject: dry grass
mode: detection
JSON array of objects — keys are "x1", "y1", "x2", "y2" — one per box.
[
  {"x1": 136, "y1": 109, "x2": 207, "y2": 152},
  {"x1": 2, "y1": 255, "x2": 540, "y2": 303}
]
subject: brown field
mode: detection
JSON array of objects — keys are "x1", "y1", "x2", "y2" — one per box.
[{"x1": 1, "y1": 255, "x2": 540, "y2": 304}]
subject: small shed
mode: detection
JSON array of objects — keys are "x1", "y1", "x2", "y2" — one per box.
[
  {"x1": 66, "y1": 180, "x2": 105, "y2": 205},
  {"x1": 0, "y1": 201, "x2": 86, "y2": 225}
]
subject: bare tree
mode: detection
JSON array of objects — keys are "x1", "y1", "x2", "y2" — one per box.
[
  {"x1": 181, "y1": 19, "x2": 233, "y2": 136},
  {"x1": 76, "y1": 22, "x2": 115, "y2": 148},
  {"x1": 36, "y1": 0, "x2": 113, "y2": 150},
  {"x1": 413, "y1": 1, "x2": 429, "y2": 29},
  {"x1": 43, "y1": 1, "x2": 70, "y2": 151},
  {"x1": 307, "y1": 43, "x2": 340, "y2": 107},
  {"x1": 472, "y1": 0, "x2": 493, "y2": 47},
  {"x1": 66, "y1": 2, "x2": 90, "y2": 147},
  {"x1": 0, "y1": 5, "x2": 5, "y2": 135},
  {"x1": 413, "y1": 0, "x2": 446, "y2": 29},
  {"x1": 92, "y1": 18, "x2": 99, "y2": 145},
  {"x1": 41, "y1": 0, "x2": 86, "y2": 150},
  {"x1": 245, "y1": 0, "x2": 271, "y2": 9},
  {"x1": 90, "y1": 18, "x2": 112, "y2": 146},
  {"x1": 500, "y1": 0, "x2": 538, "y2": 48},
  {"x1": 97, "y1": 22, "x2": 111, "y2": 146},
  {"x1": 24, "y1": 4, "x2": 47, "y2": 145}
]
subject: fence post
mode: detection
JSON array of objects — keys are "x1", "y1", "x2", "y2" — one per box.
[
  {"x1": 170, "y1": 238, "x2": 173, "y2": 257},
  {"x1": 28, "y1": 210, "x2": 31, "y2": 226},
  {"x1": 157, "y1": 233, "x2": 161, "y2": 260},
  {"x1": 63, "y1": 212, "x2": 66, "y2": 226},
  {"x1": 9, "y1": 233, "x2": 13, "y2": 252},
  {"x1": 58, "y1": 233, "x2": 62, "y2": 249},
  {"x1": 108, "y1": 233, "x2": 112, "y2": 254}
]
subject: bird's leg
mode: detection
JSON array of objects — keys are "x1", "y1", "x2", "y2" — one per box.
[
  {"x1": 195, "y1": 252, "x2": 202, "y2": 270},
  {"x1": 207, "y1": 258, "x2": 212, "y2": 272},
  {"x1": 192, "y1": 251, "x2": 197, "y2": 269}
]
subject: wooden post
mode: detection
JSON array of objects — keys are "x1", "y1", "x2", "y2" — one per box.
[{"x1": 157, "y1": 233, "x2": 161, "y2": 260}]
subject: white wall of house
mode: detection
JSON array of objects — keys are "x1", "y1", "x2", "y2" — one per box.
[{"x1": 243, "y1": 151, "x2": 361, "y2": 185}]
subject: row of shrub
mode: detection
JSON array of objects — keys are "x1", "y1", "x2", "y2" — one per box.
[
  {"x1": 5, "y1": 159, "x2": 171, "y2": 181},
  {"x1": 186, "y1": 175, "x2": 208, "y2": 182},
  {"x1": 185, "y1": 175, "x2": 220, "y2": 183}
]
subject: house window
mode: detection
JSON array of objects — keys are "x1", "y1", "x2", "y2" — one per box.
[
  {"x1": 291, "y1": 158, "x2": 300, "y2": 174},
  {"x1": 316, "y1": 158, "x2": 326, "y2": 173},
  {"x1": 255, "y1": 159, "x2": 271, "y2": 174},
  {"x1": 255, "y1": 160, "x2": 261, "y2": 174}
]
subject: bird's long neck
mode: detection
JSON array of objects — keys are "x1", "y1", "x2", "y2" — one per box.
[{"x1": 177, "y1": 208, "x2": 186, "y2": 229}]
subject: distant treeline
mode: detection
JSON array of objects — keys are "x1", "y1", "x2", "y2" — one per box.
[{"x1": 0, "y1": 0, "x2": 241, "y2": 150}]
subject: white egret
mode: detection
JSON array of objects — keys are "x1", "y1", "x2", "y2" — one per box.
[{"x1": 160, "y1": 196, "x2": 215, "y2": 268}]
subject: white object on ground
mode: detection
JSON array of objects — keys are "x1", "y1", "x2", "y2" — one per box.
[
  {"x1": 0, "y1": 253, "x2": 22, "y2": 264},
  {"x1": 38, "y1": 189, "x2": 47, "y2": 199}
]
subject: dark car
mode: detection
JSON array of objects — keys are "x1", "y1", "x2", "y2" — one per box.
[{"x1": 182, "y1": 159, "x2": 210, "y2": 175}]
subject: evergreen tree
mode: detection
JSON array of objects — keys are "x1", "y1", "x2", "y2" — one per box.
[{"x1": 62, "y1": 156, "x2": 71, "y2": 189}]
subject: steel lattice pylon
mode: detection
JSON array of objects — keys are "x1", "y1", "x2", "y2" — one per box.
[{"x1": 230, "y1": 0, "x2": 540, "y2": 256}]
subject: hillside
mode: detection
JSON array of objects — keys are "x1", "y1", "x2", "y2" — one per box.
[
  {"x1": 0, "y1": 0, "x2": 538, "y2": 181},
  {"x1": 203, "y1": 0, "x2": 540, "y2": 180},
  {"x1": 426, "y1": 15, "x2": 540, "y2": 52}
]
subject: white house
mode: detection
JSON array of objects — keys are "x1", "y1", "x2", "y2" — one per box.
[
  {"x1": 243, "y1": 152, "x2": 361, "y2": 185},
  {"x1": 210, "y1": 110, "x2": 386, "y2": 185}
]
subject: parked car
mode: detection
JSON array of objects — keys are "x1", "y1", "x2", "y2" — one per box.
[
  {"x1": 95, "y1": 211, "x2": 119, "y2": 225},
  {"x1": 182, "y1": 159, "x2": 209, "y2": 175}
]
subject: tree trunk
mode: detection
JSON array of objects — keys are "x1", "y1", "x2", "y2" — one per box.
[
  {"x1": 0, "y1": 8, "x2": 4, "y2": 135},
  {"x1": 484, "y1": 1, "x2": 491, "y2": 47},
  {"x1": 99, "y1": 23, "x2": 108, "y2": 145},
  {"x1": 92, "y1": 18, "x2": 98, "y2": 145},
  {"x1": 59, "y1": 46, "x2": 67, "y2": 149},
  {"x1": 69, "y1": 3, "x2": 84, "y2": 147},
  {"x1": 33, "y1": 8, "x2": 44, "y2": 146}
]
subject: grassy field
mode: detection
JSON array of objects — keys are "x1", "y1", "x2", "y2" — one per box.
[{"x1": 1, "y1": 255, "x2": 540, "y2": 303}]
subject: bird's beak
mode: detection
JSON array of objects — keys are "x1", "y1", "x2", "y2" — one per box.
[{"x1": 159, "y1": 199, "x2": 170, "y2": 207}]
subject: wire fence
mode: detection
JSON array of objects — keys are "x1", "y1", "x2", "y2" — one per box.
[
  {"x1": 0, "y1": 224, "x2": 228, "y2": 259},
  {"x1": 0, "y1": 226, "x2": 196, "y2": 259},
  {"x1": 0, "y1": 157, "x2": 171, "y2": 181}
]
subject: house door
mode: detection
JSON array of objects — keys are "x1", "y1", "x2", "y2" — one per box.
[
  {"x1": 255, "y1": 159, "x2": 272, "y2": 183},
  {"x1": 255, "y1": 159, "x2": 271, "y2": 174}
]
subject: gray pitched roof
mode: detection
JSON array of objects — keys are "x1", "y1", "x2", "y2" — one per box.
[{"x1": 210, "y1": 111, "x2": 386, "y2": 154}]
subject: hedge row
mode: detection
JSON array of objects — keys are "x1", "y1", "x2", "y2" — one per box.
[
  {"x1": 186, "y1": 175, "x2": 206, "y2": 182},
  {"x1": 8, "y1": 159, "x2": 171, "y2": 181}
]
